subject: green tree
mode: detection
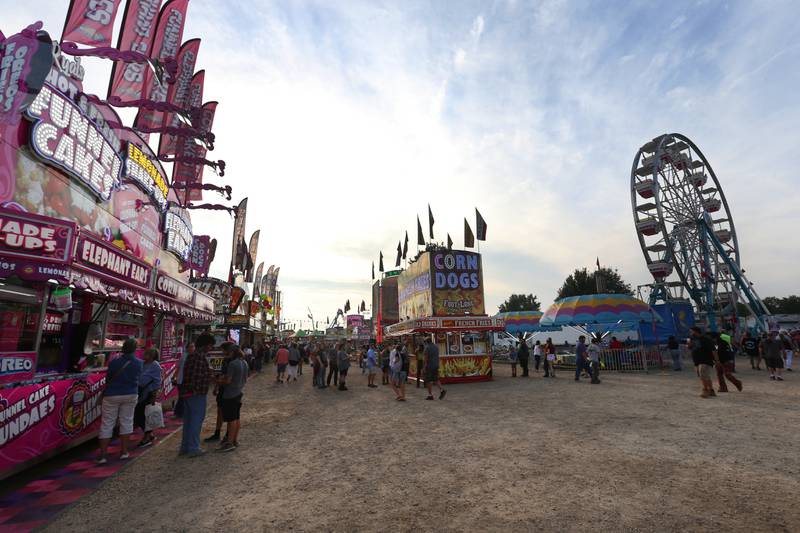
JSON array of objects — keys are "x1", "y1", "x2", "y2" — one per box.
[
  {"x1": 556, "y1": 267, "x2": 633, "y2": 300},
  {"x1": 498, "y1": 294, "x2": 541, "y2": 313},
  {"x1": 764, "y1": 295, "x2": 800, "y2": 314}
]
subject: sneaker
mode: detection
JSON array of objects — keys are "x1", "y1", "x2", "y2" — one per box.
[
  {"x1": 770, "y1": 376, "x2": 776, "y2": 381},
  {"x1": 708, "y1": 390, "x2": 717, "y2": 397},
  {"x1": 203, "y1": 433, "x2": 221, "y2": 443},
  {"x1": 735, "y1": 382, "x2": 743, "y2": 391},
  {"x1": 788, "y1": 368, "x2": 793, "y2": 372},
  {"x1": 97, "y1": 456, "x2": 108, "y2": 464},
  {"x1": 187, "y1": 449, "x2": 206, "y2": 458},
  {"x1": 426, "y1": 395, "x2": 434, "y2": 401},
  {"x1": 439, "y1": 390, "x2": 447, "y2": 400},
  {"x1": 120, "y1": 452, "x2": 130, "y2": 460},
  {"x1": 217, "y1": 442, "x2": 236, "y2": 453},
  {"x1": 776, "y1": 376, "x2": 784, "y2": 381},
  {"x1": 138, "y1": 439, "x2": 154, "y2": 448}
]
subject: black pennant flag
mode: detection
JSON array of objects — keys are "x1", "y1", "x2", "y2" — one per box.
[
  {"x1": 371, "y1": 261, "x2": 375, "y2": 280},
  {"x1": 402, "y1": 231, "x2": 409, "y2": 259},
  {"x1": 395, "y1": 241, "x2": 402, "y2": 267},
  {"x1": 447, "y1": 233, "x2": 453, "y2": 249},
  {"x1": 345, "y1": 300, "x2": 351, "y2": 313},
  {"x1": 476, "y1": 208, "x2": 487, "y2": 241},
  {"x1": 464, "y1": 218, "x2": 475, "y2": 248},
  {"x1": 428, "y1": 204, "x2": 435, "y2": 240},
  {"x1": 417, "y1": 216, "x2": 425, "y2": 246},
  {"x1": 379, "y1": 251, "x2": 384, "y2": 272}
]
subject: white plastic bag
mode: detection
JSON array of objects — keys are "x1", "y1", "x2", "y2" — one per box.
[{"x1": 144, "y1": 403, "x2": 164, "y2": 431}]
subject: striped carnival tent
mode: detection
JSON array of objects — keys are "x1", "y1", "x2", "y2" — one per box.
[
  {"x1": 495, "y1": 311, "x2": 561, "y2": 334},
  {"x1": 539, "y1": 294, "x2": 660, "y2": 327}
]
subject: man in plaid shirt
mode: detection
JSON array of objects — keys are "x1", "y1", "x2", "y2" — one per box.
[{"x1": 180, "y1": 333, "x2": 214, "y2": 457}]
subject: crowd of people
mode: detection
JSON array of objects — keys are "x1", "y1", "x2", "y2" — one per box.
[{"x1": 93, "y1": 325, "x2": 797, "y2": 462}]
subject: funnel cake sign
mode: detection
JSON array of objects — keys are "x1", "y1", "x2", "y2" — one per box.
[{"x1": 24, "y1": 83, "x2": 122, "y2": 201}]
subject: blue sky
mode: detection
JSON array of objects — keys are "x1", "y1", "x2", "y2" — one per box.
[{"x1": 7, "y1": 1, "x2": 800, "y2": 326}]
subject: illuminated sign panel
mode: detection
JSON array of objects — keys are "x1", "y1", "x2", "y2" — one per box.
[
  {"x1": 124, "y1": 142, "x2": 169, "y2": 211},
  {"x1": 164, "y1": 204, "x2": 192, "y2": 261},
  {"x1": 24, "y1": 84, "x2": 122, "y2": 201}
]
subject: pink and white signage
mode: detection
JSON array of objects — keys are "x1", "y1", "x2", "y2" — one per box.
[
  {"x1": 0, "y1": 207, "x2": 77, "y2": 263},
  {"x1": 61, "y1": 0, "x2": 123, "y2": 47},
  {"x1": 76, "y1": 232, "x2": 152, "y2": 289}
]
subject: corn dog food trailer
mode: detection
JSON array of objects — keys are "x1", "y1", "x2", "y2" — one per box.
[{"x1": 386, "y1": 249, "x2": 504, "y2": 383}]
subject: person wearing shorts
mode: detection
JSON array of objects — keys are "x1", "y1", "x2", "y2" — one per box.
[
  {"x1": 337, "y1": 343, "x2": 350, "y2": 391},
  {"x1": 97, "y1": 338, "x2": 142, "y2": 464},
  {"x1": 761, "y1": 331, "x2": 785, "y2": 381},
  {"x1": 366, "y1": 343, "x2": 378, "y2": 388},
  {"x1": 690, "y1": 326, "x2": 718, "y2": 398},
  {"x1": 423, "y1": 338, "x2": 446, "y2": 400},
  {"x1": 394, "y1": 345, "x2": 409, "y2": 401},
  {"x1": 216, "y1": 347, "x2": 248, "y2": 452},
  {"x1": 275, "y1": 343, "x2": 289, "y2": 383}
]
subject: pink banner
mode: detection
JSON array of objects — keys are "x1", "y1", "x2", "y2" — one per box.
[
  {"x1": 158, "y1": 38, "x2": 200, "y2": 156},
  {"x1": 135, "y1": 0, "x2": 190, "y2": 129},
  {"x1": 0, "y1": 24, "x2": 55, "y2": 126},
  {"x1": 107, "y1": 0, "x2": 163, "y2": 100},
  {"x1": 0, "y1": 362, "x2": 178, "y2": 476},
  {"x1": 187, "y1": 234, "x2": 211, "y2": 274},
  {"x1": 0, "y1": 207, "x2": 78, "y2": 264},
  {"x1": 0, "y1": 352, "x2": 36, "y2": 384},
  {"x1": 172, "y1": 96, "x2": 213, "y2": 202},
  {"x1": 62, "y1": 0, "x2": 123, "y2": 47}
]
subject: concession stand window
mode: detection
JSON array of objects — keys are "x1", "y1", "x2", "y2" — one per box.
[
  {"x1": 0, "y1": 282, "x2": 41, "y2": 353},
  {"x1": 103, "y1": 302, "x2": 146, "y2": 351}
]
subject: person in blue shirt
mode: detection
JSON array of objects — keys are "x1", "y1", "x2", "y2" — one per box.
[
  {"x1": 98, "y1": 338, "x2": 143, "y2": 464},
  {"x1": 366, "y1": 344, "x2": 378, "y2": 388},
  {"x1": 574, "y1": 336, "x2": 593, "y2": 382}
]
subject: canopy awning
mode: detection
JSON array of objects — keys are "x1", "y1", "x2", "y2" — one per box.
[{"x1": 385, "y1": 316, "x2": 505, "y2": 337}]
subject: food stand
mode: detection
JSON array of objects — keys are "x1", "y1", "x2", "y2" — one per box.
[
  {"x1": 0, "y1": 32, "x2": 216, "y2": 479},
  {"x1": 385, "y1": 249, "x2": 504, "y2": 383}
]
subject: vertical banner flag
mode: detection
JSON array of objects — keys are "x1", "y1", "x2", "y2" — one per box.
[
  {"x1": 158, "y1": 38, "x2": 201, "y2": 156},
  {"x1": 135, "y1": 0, "x2": 190, "y2": 129},
  {"x1": 62, "y1": 0, "x2": 123, "y2": 47},
  {"x1": 476, "y1": 208, "x2": 487, "y2": 241},
  {"x1": 371, "y1": 262, "x2": 375, "y2": 280},
  {"x1": 416, "y1": 216, "x2": 424, "y2": 246},
  {"x1": 229, "y1": 197, "x2": 248, "y2": 281},
  {"x1": 428, "y1": 204, "x2": 435, "y2": 240},
  {"x1": 187, "y1": 234, "x2": 211, "y2": 274},
  {"x1": 464, "y1": 218, "x2": 475, "y2": 248},
  {"x1": 172, "y1": 88, "x2": 212, "y2": 202},
  {"x1": 158, "y1": 39, "x2": 202, "y2": 157},
  {"x1": 252, "y1": 262, "x2": 264, "y2": 298},
  {"x1": 108, "y1": 0, "x2": 162, "y2": 100},
  {"x1": 379, "y1": 252, "x2": 384, "y2": 272},
  {"x1": 246, "y1": 230, "x2": 260, "y2": 282},
  {"x1": 270, "y1": 267, "x2": 280, "y2": 298},
  {"x1": 395, "y1": 241, "x2": 402, "y2": 267},
  {"x1": 0, "y1": 24, "x2": 55, "y2": 126},
  {"x1": 402, "y1": 230, "x2": 408, "y2": 259},
  {"x1": 447, "y1": 234, "x2": 453, "y2": 249}
]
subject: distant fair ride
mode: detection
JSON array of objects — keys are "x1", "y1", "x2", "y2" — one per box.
[{"x1": 630, "y1": 133, "x2": 771, "y2": 332}]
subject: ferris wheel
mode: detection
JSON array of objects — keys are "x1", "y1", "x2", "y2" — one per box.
[{"x1": 630, "y1": 133, "x2": 770, "y2": 331}]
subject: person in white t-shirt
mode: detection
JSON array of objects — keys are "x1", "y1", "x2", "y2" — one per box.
[
  {"x1": 533, "y1": 340, "x2": 543, "y2": 373},
  {"x1": 587, "y1": 338, "x2": 602, "y2": 384}
]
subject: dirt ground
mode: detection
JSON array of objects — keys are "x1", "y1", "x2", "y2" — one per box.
[{"x1": 44, "y1": 361, "x2": 800, "y2": 532}]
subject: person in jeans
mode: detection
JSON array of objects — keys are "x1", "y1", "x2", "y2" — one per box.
[
  {"x1": 667, "y1": 335, "x2": 681, "y2": 371},
  {"x1": 423, "y1": 338, "x2": 446, "y2": 400},
  {"x1": 509, "y1": 341, "x2": 518, "y2": 377},
  {"x1": 574, "y1": 336, "x2": 592, "y2": 382},
  {"x1": 134, "y1": 347, "x2": 162, "y2": 447},
  {"x1": 689, "y1": 326, "x2": 718, "y2": 398},
  {"x1": 216, "y1": 347, "x2": 248, "y2": 452},
  {"x1": 415, "y1": 344, "x2": 424, "y2": 387},
  {"x1": 180, "y1": 333, "x2": 214, "y2": 457},
  {"x1": 326, "y1": 343, "x2": 339, "y2": 387},
  {"x1": 97, "y1": 338, "x2": 143, "y2": 464},
  {"x1": 205, "y1": 343, "x2": 234, "y2": 444},
  {"x1": 714, "y1": 332, "x2": 742, "y2": 392}
]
